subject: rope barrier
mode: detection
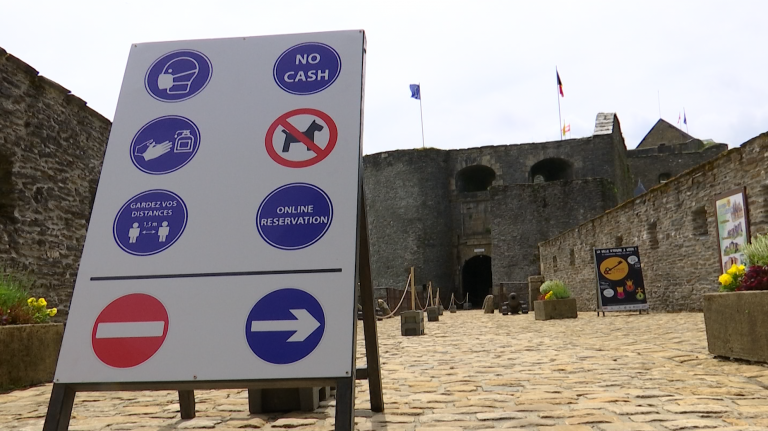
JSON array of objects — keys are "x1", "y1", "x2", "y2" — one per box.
[{"x1": 380, "y1": 274, "x2": 411, "y2": 319}]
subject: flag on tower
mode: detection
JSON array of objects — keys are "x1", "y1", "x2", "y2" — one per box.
[
  {"x1": 409, "y1": 84, "x2": 421, "y2": 100},
  {"x1": 556, "y1": 71, "x2": 564, "y2": 97},
  {"x1": 562, "y1": 123, "x2": 570, "y2": 136},
  {"x1": 683, "y1": 111, "x2": 687, "y2": 125}
]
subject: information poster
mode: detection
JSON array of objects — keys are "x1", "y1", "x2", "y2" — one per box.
[
  {"x1": 594, "y1": 246, "x2": 649, "y2": 312},
  {"x1": 715, "y1": 188, "x2": 750, "y2": 273}
]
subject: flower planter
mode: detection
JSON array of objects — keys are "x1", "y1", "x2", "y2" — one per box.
[
  {"x1": 0, "y1": 323, "x2": 64, "y2": 390},
  {"x1": 534, "y1": 298, "x2": 578, "y2": 321},
  {"x1": 703, "y1": 291, "x2": 768, "y2": 362}
]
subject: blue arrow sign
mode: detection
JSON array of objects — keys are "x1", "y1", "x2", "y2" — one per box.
[{"x1": 245, "y1": 288, "x2": 325, "y2": 364}]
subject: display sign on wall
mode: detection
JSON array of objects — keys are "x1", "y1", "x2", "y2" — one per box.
[
  {"x1": 594, "y1": 246, "x2": 649, "y2": 313},
  {"x1": 715, "y1": 187, "x2": 750, "y2": 273}
]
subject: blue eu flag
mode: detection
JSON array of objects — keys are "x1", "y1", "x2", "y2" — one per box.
[{"x1": 409, "y1": 84, "x2": 420, "y2": 100}]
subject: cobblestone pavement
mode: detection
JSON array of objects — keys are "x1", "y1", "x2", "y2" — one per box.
[{"x1": 3, "y1": 311, "x2": 768, "y2": 430}]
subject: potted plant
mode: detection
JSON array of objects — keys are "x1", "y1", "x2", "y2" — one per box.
[
  {"x1": 704, "y1": 233, "x2": 768, "y2": 362},
  {"x1": 534, "y1": 280, "x2": 578, "y2": 321},
  {"x1": 0, "y1": 272, "x2": 63, "y2": 390}
]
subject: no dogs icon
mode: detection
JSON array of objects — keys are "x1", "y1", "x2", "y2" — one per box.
[{"x1": 265, "y1": 108, "x2": 338, "y2": 168}]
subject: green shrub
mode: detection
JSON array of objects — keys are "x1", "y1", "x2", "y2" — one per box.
[
  {"x1": 0, "y1": 272, "x2": 57, "y2": 325},
  {"x1": 0, "y1": 272, "x2": 33, "y2": 311},
  {"x1": 744, "y1": 234, "x2": 768, "y2": 267},
  {"x1": 540, "y1": 280, "x2": 571, "y2": 299}
]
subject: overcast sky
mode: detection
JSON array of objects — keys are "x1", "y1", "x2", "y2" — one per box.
[{"x1": 2, "y1": 1, "x2": 766, "y2": 154}]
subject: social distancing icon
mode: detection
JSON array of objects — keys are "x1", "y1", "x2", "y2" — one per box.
[{"x1": 265, "y1": 108, "x2": 338, "y2": 168}]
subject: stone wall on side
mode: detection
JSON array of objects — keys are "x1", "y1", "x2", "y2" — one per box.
[
  {"x1": 0, "y1": 47, "x2": 111, "y2": 319},
  {"x1": 539, "y1": 133, "x2": 768, "y2": 312}
]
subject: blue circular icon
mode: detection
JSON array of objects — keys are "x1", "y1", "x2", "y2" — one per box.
[
  {"x1": 273, "y1": 42, "x2": 341, "y2": 95},
  {"x1": 145, "y1": 50, "x2": 212, "y2": 102},
  {"x1": 113, "y1": 190, "x2": 188, "y2": 256},
  {"x1": 245, "y1": 288, "x2": 325, "y2": 365},
  {"x1": 256, "y1": 183, "x2": 333, "y2": 250},
  {"x1": 130, "y1": 116, "x2": 200, "y2": 175}
]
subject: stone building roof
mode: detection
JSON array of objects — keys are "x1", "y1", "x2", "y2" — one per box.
[{"x1": 635, "y1": 119, "x2": 695, "y2": 149}]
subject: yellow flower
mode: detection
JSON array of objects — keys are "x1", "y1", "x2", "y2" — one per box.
[
  {"x1": 47, "y1": 308, "x2": 57, "y2": 317},
  {"x1": 545, "y1": 291, "x2": 554, "y2": 300},
  {"x1": 37, "y1": 298, "x2": 47, "y2": 307},
  {"x1": 719, "y1": 273, "x2": 734, "y2": 286},
  {"x1": 27, "y1": 297, "x2": 36, "y2": 306},
  {"x1": 737, "y1": 265, "x2": 746, "y2": 275},
  {"x1": 727, "y1": 264, "x2": 738, "y2": 275}
]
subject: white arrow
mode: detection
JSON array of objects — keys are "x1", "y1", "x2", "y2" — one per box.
[{"x1": 250, "y1": 309, "x2": 320, "y2": 342}]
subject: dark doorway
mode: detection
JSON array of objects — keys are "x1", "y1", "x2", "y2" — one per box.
[
  {"x1": 456, "y1": 165, "x2": 496, "y2": 193},
  {"x1": 462, "y1": 255, "x2": 492, "y2": 308},
  {"x1": 529, "y1": 158, "x2": 573, "y2": 183}
]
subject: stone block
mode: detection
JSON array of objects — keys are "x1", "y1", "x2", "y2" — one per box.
[
  {"x1": 482, "y1": 295, "x2": 495, "y2": 313},
  {"x1": 400, "y1": 310, "x2": 425, "y2": 336},
  {"x1": 534, "y1": 298, "x2": 578, "y2": 321},
  {"x1": 426, "y1": 306, "x2": 439, "y2": 322},
  {"x1": 449, "y1": 304, "x2": 457, "y2": 313},
  {"x1": 0, "y1": 324, "x2": 64, "y2": 390},
  {"x1": 248, "y1": 387, "x2": 320, "y2": 413},
  {"x1": 463, "y1": 302, "x2": 472, "y2": 310},
  {"x1": 528, "y1": 275, "x2": 545, "y2": 311},
  {"x1": 703, "y1": 291, "x2": 768, "y2": 362}
]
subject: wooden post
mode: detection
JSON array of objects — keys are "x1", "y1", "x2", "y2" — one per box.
[
  {"x1": 428, "y1": 281, "x2": 433, "y2": 307},
  {"x1": 410, "y1": 267, "x2": 416, "y2": 311},
  {"x1": 436, "y1": 288, "x2": 440, "y2": 307}
]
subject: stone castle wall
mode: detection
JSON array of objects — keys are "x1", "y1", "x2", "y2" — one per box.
[
  {"x1": 627, "y1": 143, "x2": 728, "y2": 191},
  {"x1": 539, "y1": 133, "x2": 768, "y2": 312},
  {"x1": 363, "y1": 149, "x2": 454, "y2": 291},
  {"x1": 0, "y1": 48, "x2": 111, "y2": 319},
  {"x1": 490, "y1": 178, "x2": 619, "y2": 300}
]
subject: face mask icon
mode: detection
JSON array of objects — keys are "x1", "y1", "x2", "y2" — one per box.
[{"x1": 157, "y1": 57, "x2": 199, "y2": 94}]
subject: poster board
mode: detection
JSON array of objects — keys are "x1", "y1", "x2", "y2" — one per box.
[
  {"x1": 715, "y1": 187, "x2": 750, "y2": 273},
  {"x1": 594, "y1": 246, "x2": 649, "y2": 313}
]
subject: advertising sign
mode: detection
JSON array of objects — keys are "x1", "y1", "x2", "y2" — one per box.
[
  {"x1": 715, "y1": 187, "x2": 750, "y2": 273},
  {"x1": 594, "y1": 246, "x2": 649, "y2": 312},
  {"x1": 54, "y1": 30, "x2": 366, "y2": 384}
]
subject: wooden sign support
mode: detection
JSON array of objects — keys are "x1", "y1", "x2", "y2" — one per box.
[{"x1": 43, "y1": 195, "x2": 384, "y2": 431}]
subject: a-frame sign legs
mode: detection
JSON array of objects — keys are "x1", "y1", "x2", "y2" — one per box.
[
  {"x1": 178, "y1": 390, "x2": 196, "y2": 419},
  {"x1": 334, "y1": 377, "x2": 355, "y2": 431},
  {"x1": 43, "y1": 383, "x2": 75, "y2": 431},
  {"x1": 356, "y1": 194, "x2": 384, "y2": 413}
]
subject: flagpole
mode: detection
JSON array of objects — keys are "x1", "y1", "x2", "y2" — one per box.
[
  {"x1": 556, "y1": 68, "x2": 562, "y2": 141},
  {"x1": 418, "y1": 83, "x2": 425, "y2": 149},
  {"x1": 684, "y1": 108, "x2": 689, "y2": 134}
]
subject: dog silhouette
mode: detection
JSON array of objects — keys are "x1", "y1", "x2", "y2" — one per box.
[{"x1": 282, "y1": 120, "x2": 324, "y2": 152}]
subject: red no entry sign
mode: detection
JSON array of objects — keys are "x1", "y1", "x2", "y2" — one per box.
[
  {"x1": 91, "y1": 293, "x2": 169, "y2": 368},
  {"x1": 265, "y1": 108, "x2": 338, "y2": 168}
]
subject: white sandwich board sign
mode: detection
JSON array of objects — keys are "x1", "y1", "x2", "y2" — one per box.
[{"x1": 54, "y1": 30, "x2": 366, "y2": 385}]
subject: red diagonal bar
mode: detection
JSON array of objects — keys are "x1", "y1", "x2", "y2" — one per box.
[{"x1": 279, "y1": 119, "x2": 326, "y2": 155}]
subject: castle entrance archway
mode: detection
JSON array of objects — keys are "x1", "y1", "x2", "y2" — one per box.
[{"x1": 462, "y1": 255, "x2": 492, "y2": 308}]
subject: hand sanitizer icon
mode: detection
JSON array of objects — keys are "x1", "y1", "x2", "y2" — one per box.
[{"x1": 174, "y1": 130, "x2": 195, "y2": 153}]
